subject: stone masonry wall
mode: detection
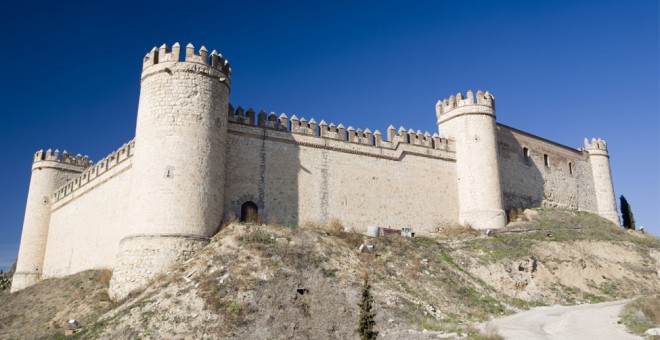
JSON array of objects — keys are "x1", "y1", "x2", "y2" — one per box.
[
  {"x1": 11, "y1": 159, "x2": 86, "y2": 292},
  {"x1": 224, "y1": 121, "x2": 459, "y2": 233},
  {"x1": 33, "y1": 109, "x2": 602, "y2": 281},
  {"x1": 13, "y1": 44, "x2": 616, "y2": 295},
  {"x1": 497, "y1": 124, "x2": 597, "y2": 213},
  {"x1": 41, "y1": 148, "x2": 134, "y2": 278}
]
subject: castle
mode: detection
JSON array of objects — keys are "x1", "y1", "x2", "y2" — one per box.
[{"x1": 11, "y1": 43, "x2": 619, "y2": 299}]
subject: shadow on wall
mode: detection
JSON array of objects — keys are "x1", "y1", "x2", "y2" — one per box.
[
  {"x1": 497, "y1": 127, "x2": 545, "y2": 214},
  {"x1": 222, "y1": 105, "x2": 459, "y2": 231}
]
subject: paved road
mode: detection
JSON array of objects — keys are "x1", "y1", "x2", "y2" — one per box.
[{"x1": 484, "y1": 300, "x2": 641, "y2": 340}]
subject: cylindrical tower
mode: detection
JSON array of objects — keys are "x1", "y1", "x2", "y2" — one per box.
[
  {"x1": 12, "y1": 150, "x2": 89, "y2": 292},
  {"x1": 436, "y1": 90, "x2": 506, "y2": 229},
  {"x1": 584, "y1": 138, "x2": 619, "y2": 225},
  {"x1": 109, "y1": 43, "x2": 231, "y2": 300}
]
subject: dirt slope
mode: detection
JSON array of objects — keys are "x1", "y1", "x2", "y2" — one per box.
[
  {"x1": 0, "y1": 270, "x2": 113, "y2": 339},
  {"x1": 0, "y1": 209, "x2": 658, "y2": 339}
]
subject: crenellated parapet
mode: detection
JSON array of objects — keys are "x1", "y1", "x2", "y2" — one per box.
[
  {"x1": 13, "y1": 148, "x2": 92, "y2": 292},
  {"x1": 583, "y1": 137, "x2": 619, "y2": 225},
  {"x1": 12, "y1": 42, "x2": 625, "y2": 295},
  {"x1": 436, "y1": 90, "x2": 505, "y2": 229},
  {"x1": 142, "y1": 42, "x2": 231, "y2": 76},
  {"x1": 584, "y1": 137, "x2": 608, "y2": 156},
  {"x1": 227, "y1": 104, "x2": 453, "y2": 153},
  {"x1": 52, "y1": 140, "x2": 135, "y2": 203},
  {"x1": 111, "y1": 42, "x2": 232, "y2": 300},
  {"x1": 33, "y1": 149, "x2": 91, "y2": 167},
  {"x1": 435, "y1": 90, "x2": 495, "y2": 124}
]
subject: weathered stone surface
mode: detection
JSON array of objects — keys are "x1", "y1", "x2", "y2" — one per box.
[{"x1": 12, "y1": 44, "x2": 619, "y2": 295}]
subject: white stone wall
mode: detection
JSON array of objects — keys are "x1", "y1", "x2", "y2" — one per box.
[
  {"x1": 224, "y1": 123, "x2": 459, "y2": 233},
  {"x1": 13, "y1": 48, "x2": 619, "y2": 297},
  {"x1": 497, "y1": 124, "x2": 597, "y2": 213},
  {"x1": 436, "y1": 96, "x2": 506, "y2": 229},
  {"x1": 587, "y1": 146, "x2": 619, "y2": 225},
  {"x1": 41, "y1": 160, "x2": 133, "y2": 278},
  {"x1": 30, "y1": 117, "x2": 611, "y2": 289},
  {"x1": 108, "y1": 235, "x2": 207, "y2": 300},
  {"x1": 126, "y1": 61, "x2": 228, "y2": 237},
  {"x1": 12, "y1": 161, "x2": 84, "y2": 292},
  {"x1": 111, "y1": 45, "x2": 231, "y2": 300}
]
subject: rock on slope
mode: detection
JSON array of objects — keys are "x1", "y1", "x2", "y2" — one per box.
[{"x1": 0, "y1": 209, "x2": 658, "y2": 339}]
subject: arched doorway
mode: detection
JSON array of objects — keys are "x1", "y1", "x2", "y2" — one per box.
[{"x1": 240, "y1": 201, "x2": 259, "y2": 223}]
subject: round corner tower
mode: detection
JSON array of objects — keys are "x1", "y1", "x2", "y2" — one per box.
[
  {"x1": 12, "y1": 150, "x2": 90, "y2": 292},
  {"x1": 109, "y1": 43, "x2": 231, "y2": 300},
  {"x1": 436, "y1": 90, "x2": 506, "y2": 229},
  {"x1": 584, "y1": 138, "x2": 620, "y2": 226}
]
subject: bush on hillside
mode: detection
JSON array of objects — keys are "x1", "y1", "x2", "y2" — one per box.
[
  {"x1": 357, "y1": 275, "x2": 378, "y2": 340},
  {"x1": 0, "y1": 270, "x2": 11, "y2": 291}
]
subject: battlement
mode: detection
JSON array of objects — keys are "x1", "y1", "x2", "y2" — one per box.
[
  {"x1": 227, "y1": 104, "x2": 452, "y2": 152},
  {"x1": 584, "y1": 138, "x2": 608, "y2": 152},
  {"x1": 142, "y1": 42, "x2": 231, "y2": 76},
  {"x1": 12, "y1": 42, "x2": 621, "y2": 297},
  {"x1": 435, "y1": 90, "x2": 495, "y2": 119},
  {"x1": 52, "y1": 140, "x2": 135, "y2": 203},
  {"x1": 33, "y1": 149, "x2": 91, "y2": 167}
]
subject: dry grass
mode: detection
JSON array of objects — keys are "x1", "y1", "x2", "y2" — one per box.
[
  {"x1": 333, "y1": 230, "x2": 364, "y2": 249},
  {"x1": 620, "y1": 295, "x2": 660, "y2": 334},
  {"x1": 465, "y1": 208, "x2": 660, "y2": 263},
  {"x1": 438, "y1": 224, "x2": 482, "y2": 239},
  {"x1": 507, "y1": 209, "x2": 517, "y2": 223},
  {"x1": 301, "y1": 219, "x2": 324, "y2": 230},
  {"x1": 0, "y1": 270, "x2": 115, "y2": 339},
  {"x1": 482, "y1": 322, "x2": 504, "y2": 339},
  {"x1": 240, "y1": 227, "x2": 275, "y2": 244},
  {"x1": 465, "y1": 322, "x2": 504, "y2": 340},
  {"x1": 244, "y1": 208, "x2": 261, "y2": 224},
  {"x1": 506, "y1": 208, "x2": 530, "y2": 223},
  {"x1": 3, "y1": 209, "x2": 657, "y2": 338},
  {"x1": 640, "y1": 297, "x2": 660, "y2": 324},
  {"x1": 328, "y1": 218, "x2": 344, "y2": 235},
  {"x1": 299, "y1": 218, "x2": 364, "y2": 248}
]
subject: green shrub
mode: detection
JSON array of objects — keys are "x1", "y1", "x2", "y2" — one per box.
[
  {"x1": 0, "y1": 270, "x2": 11, "y2": 291},
  {"x1": 357, "y1": 275, "x2": 378, "y2": 340}
]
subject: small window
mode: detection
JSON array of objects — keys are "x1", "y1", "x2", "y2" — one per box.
[
  {"x1": 523, "y1": 147, "x2": 531, "y2": 164},
  {"x1": 543, "y1": 154, "x2": 549, "y2": 167},
  {"x1": 568, "y1": 162, "x2": 573, "y2": 175}
]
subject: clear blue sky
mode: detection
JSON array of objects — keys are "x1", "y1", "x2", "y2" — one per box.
[{"x1": 0, "y1": 0, "x2": 658, "y2": 270}]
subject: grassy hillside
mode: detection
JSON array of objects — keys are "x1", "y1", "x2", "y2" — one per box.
[
  {"x1": 0, "y1": 270, "x2": 113, "y2": 339},
  {"x1": 1, "y1": 209, "x2": 658, "y2": 339}
]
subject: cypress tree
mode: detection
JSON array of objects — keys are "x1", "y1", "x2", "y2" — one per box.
[
  {"x1": 357, "y1": 275, "x2": 378, "y2": 340},
  {"x1": 620, "y1": 195, "x2": 635, "y2": 230}
]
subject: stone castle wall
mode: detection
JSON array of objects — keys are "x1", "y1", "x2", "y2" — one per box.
[
  {"x1": 12, "y1": 43, "x2": 619, "y2": 295},
  {"x1": 224, "y1": 119, "x2": 459, "y2": 233},
  {"x1": 30, "y1": 114, "x2": 458, "y2": 282},
  {"x1": 32, "y1": 115, "x2": 605, "y2": 282},
  {"x1": 436, "y1": 91, "x2": 506, "y2": 229},
  {"x1": 11, "y1": 150, "x2": 90, "y2": 292},
  {"x1": 496, "y1": 124, "x2": 597, "y2": 213},
  {"x1": 41, "y1": 142, "x2": 135, "y2": 278}
]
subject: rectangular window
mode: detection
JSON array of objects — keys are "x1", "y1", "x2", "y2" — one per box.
[
  {"x1": 543, "y1": 154, "x2": 549, "y2": 167},
  {"x1": 569, "y1": 162, "x2": 573, "y2": 175},
  {"x1": 523, "y1": 147, "x2": 531, "y2": 165}
]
